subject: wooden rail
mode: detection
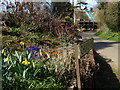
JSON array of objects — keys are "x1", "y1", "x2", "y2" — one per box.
[{"x1": 74, "y1": 38, "x2": 94, "y2": 89}]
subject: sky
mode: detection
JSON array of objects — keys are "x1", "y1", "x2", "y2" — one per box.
[
  {"x1": 0, "y1": 0, "x2": 98, "y2": 12},
  {"x1": 70, "y1": 0, "x2": 98, "y2": 9},
  {"x1": 85, "y1": 0, "x2": 98, "y2": 8}
]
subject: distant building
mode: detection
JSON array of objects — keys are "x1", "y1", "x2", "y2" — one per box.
[{"x1": 89, "y1": 8, "x2": 93, "y2": 12}]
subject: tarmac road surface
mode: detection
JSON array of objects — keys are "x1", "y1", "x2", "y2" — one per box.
[{"x1": 82, "y1": 31, "x2": 120, "y2": 72}]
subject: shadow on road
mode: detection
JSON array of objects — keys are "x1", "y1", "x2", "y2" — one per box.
[
  {"x1": 93, "y1": 51, "x2": 120, "y2": 89},
  {"x1": 94, "y1": 42, "x2": 119, "y2": 51}
]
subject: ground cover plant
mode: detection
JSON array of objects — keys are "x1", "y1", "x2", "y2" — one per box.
[
  {"x1": 1, "y1": 2, "x2": 98, "y2": 89},
  {"x1": 1, "y1": 2, "x2": 79, "y2": 89},
  {"x1": 2, "y1": 47, "x2": 64, "y2": 89}
]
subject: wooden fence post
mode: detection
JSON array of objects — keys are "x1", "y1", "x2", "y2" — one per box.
[
  {"x1": 74, "y1": 43, "x2": 82, "y2": 90},
  {"x1": 90, "y1": 49, "x2": 94, "y2": 64}
]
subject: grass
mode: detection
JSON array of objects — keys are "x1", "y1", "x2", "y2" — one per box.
[
  {"x1": 95, "y1": 31, "x2": 120, "y2": 42},
  {"x1": 111, "y1": 67, "x2": 120, "y2": 81}
]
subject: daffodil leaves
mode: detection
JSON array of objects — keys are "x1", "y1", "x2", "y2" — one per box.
[
  {"x1": 28, "y1": 53, "x2": 32, "y2": 60},
  {"x1": 23, "y1": 68, "x2": 29, "y2": 78},
  {"x1": 15, "y1": 51, "x2": 20, "y2": 60}
]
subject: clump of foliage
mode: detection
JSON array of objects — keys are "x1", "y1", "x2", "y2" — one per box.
[
  {"x1": 2, "y1": 48, "x2": 63, "y2": 89},
  {"x1": 51, "y1": 2, "x2": 74, "y2": 18},
  {"x1": 2, "y1": 46, "x2": 75, "y2": 89},
  {"x1": 96, "y1": 2, "x2": 120, "y2": 32},
  {"x1": 2, "y1": 41, "x2": 97, "y2": 89},
  {"x1": 94, "y1": 2, "x2": 120, "y2": 42},
  {"x1": 3, "y1": 2, "x2": 79, "y2": 42},
  {"x1": 1, "y1": 1, "x2": 98, "y2": 89}
]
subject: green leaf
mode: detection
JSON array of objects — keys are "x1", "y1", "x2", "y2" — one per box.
[
  {"x1": 33, "y1": 67, "x2": 40, "y2": 77},
  {"x1": 28, "y1": 53, "x2": 32, "y2": 60},
  {"x1": 15, "y1": 51, "x2": 20, "y2": 59},
  {"x1": 23, "y1": 68, "x2": 29, "y2": 78},
  {"x1": 8, "y1": 64, "x2": 12, "y2": 70}
]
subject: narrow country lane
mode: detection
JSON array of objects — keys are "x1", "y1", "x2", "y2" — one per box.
[{"x1": 82, "y1": 31, "x2": 120, "y2": 72}]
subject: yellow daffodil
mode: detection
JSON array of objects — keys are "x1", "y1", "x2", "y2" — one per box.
[
  {"x1": 5, "y1": 56, "x2": 9, "y2": 62},
  {"x1": 39, "y1": 50, "x2": 42, "y2": 56},
  {"x1": 2, "y1": 49, "x2": 5, "y2": 54},
  {"x1": 2, "y1": 49, "x2": 6, "y2": 56},
  {"x1": 32, "y1": 61, "x2": 35, "y2": 68},
  {"x1": 4, "y1": 52, "x2": 6, "y2": 56},
  {"x1": 20, "y1": 42, "x2": 25, "y2": 46},
  {"x1": 22, "y1": 60, "x2": 30, "y2": 65},
  {"x1": 19, "y1": 56, "x2": 22, "y2": 62},
  {"x1": 45, "y1": 52, "x2": 50, "y2": 59}
]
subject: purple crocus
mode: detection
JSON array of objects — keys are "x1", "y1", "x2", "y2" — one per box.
[
  {"x1": 25, "y1": 46, "x2": 39, "y2": 52},
  {"x1": 25, "y1": 46, "x2": 39, "y2": 58}
]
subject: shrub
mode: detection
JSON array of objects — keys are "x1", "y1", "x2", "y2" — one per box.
[
  {"x1": 3, "y1": 2, "x2": 79, "y2": 42},
  {"x1": 96, "y1": 2, "x2": 120, "y2": 32}
]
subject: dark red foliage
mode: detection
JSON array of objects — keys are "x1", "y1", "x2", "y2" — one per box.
[{"x1": 3, "y1": 2, "x2": 79, "y2": 41}]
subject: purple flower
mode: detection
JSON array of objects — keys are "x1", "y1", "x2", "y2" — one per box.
[
  {"x1": 33, "y1": 55, "x2": 38, "y2": 59},
  {"x1": 25, "y1": 46, "x2": 39, "y2": 52},
  {"x1": 25, "y1": 46, "x2": 40, "y2": 58}
]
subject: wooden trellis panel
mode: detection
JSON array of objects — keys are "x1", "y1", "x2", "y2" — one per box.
[{"x1": 79, "y1": 38, "x2": 94, "y2": 58}]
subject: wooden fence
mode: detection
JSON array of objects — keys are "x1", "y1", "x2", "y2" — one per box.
[{"x1": 74, "y1": 38, "x2": 94, "y2": 89}]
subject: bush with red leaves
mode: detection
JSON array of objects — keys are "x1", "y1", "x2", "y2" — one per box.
[{"x1": 3, "y1": 2, "x2": 80, "y2": 42}]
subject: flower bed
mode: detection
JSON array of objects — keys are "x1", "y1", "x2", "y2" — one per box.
[
  {"x1": 2, "y1": 44, "x2": 76, "y2": 89},
  {"x1": 2, "y1": 41, "x2": 98, "y2": 89}
]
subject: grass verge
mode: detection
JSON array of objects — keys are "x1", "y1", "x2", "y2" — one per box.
[
  {"x1": 95, "y1": 31, "x2": 120, "y2": 42},
  {"x1": 111, "y1": 67, "x2": 120, "y2": 81}
]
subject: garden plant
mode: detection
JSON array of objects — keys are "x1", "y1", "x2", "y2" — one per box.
[{"x1": 1, "y1": 1, "x2": 98, "y2": 89}]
